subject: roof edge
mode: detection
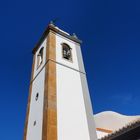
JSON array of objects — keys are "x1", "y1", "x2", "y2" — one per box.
[{"x1": 99, "y1": 119, "x2": 140, "y2": 140}]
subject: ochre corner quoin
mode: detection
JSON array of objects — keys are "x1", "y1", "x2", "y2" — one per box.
[{"x1": 42, "y1": 31, "x2": 57, "y2": 140}]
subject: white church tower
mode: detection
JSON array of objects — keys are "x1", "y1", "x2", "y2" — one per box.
[{"x1": 23, "y1": 22, "x2": 97, "y2": 140}]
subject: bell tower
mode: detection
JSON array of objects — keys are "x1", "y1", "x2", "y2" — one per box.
[{"x1": 23, "y1": 23, "x2": 97, "y2": 140}]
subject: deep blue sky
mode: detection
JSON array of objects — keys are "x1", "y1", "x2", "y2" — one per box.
[{"x1": 0, "y1": 0, "x2": 140, "y2": 139}]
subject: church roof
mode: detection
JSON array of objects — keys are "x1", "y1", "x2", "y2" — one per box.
[
  {"x1": 94, "y1": 111, "x2": 140, "y2": 131},
  {"x1": 99, "y1": 118, "x2": 140, "y2": 140},
  {"x1": 94, "y1": 111, "x2": 140, "y2": 139}
]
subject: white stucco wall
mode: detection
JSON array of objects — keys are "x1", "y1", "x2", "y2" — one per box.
[
  {"x1": 26, "y1": 69, "x2": 45, "y2": 140},
  {"x1": 56, "y1": 33, "x2": 97, "y2": 140},
  {"x1": 26, "y1": 38, "x2": 47, "y2": 140},
  {"x1": 80, "y1": 73, "x2": 97, "y2": 140},
  {"x1": 56, "y1": 64, "x2": 91, "y2": 140}
]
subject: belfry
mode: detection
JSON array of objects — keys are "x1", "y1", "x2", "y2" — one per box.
[{"x1": 23, "y1": 22, "x2": 97, "y2": 140}]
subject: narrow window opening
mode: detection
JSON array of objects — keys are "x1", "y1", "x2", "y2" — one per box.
[
  {"x1": 35, "y1": 93, "x2": 39, "y2": 101},
  {"x1": 33, "y1": 121, "x2": 36, "y2": 126},
  {"x1": 37, "y1": 47, "x2": 44, "y2": 68}
]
